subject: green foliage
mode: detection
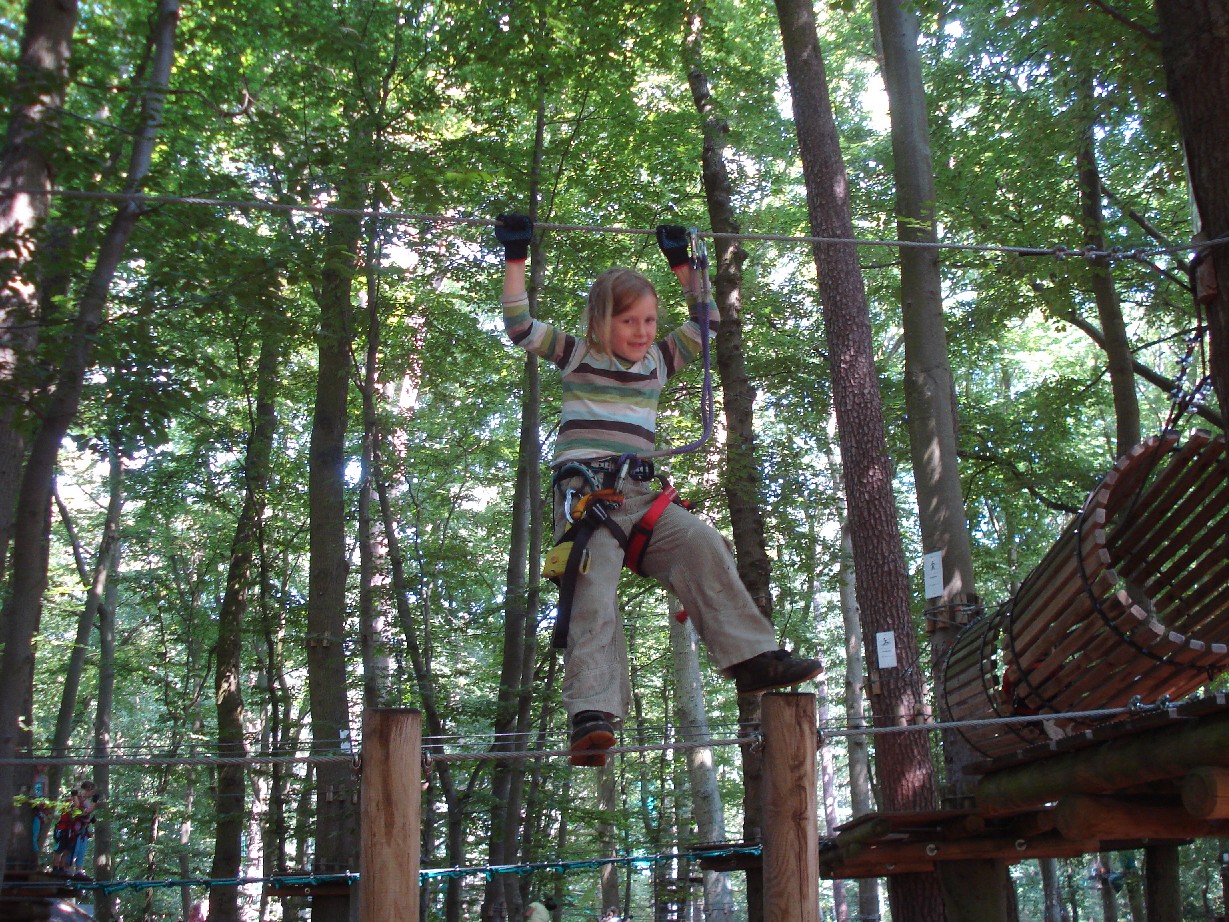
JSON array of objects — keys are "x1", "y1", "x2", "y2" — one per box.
[{"x1": 9, "y1": 0, "x2": 1222, "y2": 915}]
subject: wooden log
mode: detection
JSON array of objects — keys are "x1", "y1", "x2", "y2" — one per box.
[
  {"x1": 832, "y1": 816, "x2": 892, "y2": 849},
  {"x1": 1053, "y1": 795, "x2": 1229, "y2": 841},
  {"x1": 976, "y1": 709, "x2": 1229, "y2": 815},
  {"x1": 360, "y1": 708, "x2": 421, "y2": 922},
  {"x1": 833, "y1": 833, "x2": 1098, "y2": 868},
  {"x1": 1013, "y1": 811, "x2": 1057, "y2": 837},
  {"x1": 761, "y1": 694, "x2": 818, "y2": 922},
  {"x1": 822, "y1": 860, "x2": 936, "y2": 879},
  {"x1": 1181, "y1": 767, "x2": 1229, "y2": 819}
]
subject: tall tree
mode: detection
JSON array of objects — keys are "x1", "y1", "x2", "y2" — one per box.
[
  {"x1": 0, "y1": 0, "x2": 178, "y2": 875},
  {"x1": 305, "y1": 168, "x2": 363, "y2": 920},
  {"x1": 1155, "y1": 0, "x2": 1229, "y2": 418},
  {"x1": 874, "y1": 1, "x2": 1012, "y2": 914},
  {"x1": 771, "y1": 0, "x2": 944, "y2": 916},
  {"x1": 682, "y1": 12, "x2": 778, "y2": 920},
  {"x1": 483, "y1": 77, "x2": 547, "y2": 922},
  {"x1": 1075, "y1": 72, "x2": 1140, "y2": 456},
  {"x1": 0, "y1": 0, "x2": 79, "y2": 581},
  {"x1": 210, "y1": 289, "x2": 283, "y2": 922}
]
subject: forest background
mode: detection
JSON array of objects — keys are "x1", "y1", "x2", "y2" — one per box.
[{"x1": 0, "y1": 0, "x2": 1223, "y2": 920}]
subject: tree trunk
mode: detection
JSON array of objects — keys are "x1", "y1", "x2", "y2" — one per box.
[
  {"x1": 816, "y1": 661, "x2": 847, "y2": 922},
  {"x1": 771, "y1": 0, "x2": 943, "y2": 916},
  {"x1": 599, "y1": 763, "x2": 621, "y2": 914},
  {"x1": 1096, "y1": 853, "x2": 1119, "y2": 922},
  {"x1": 374, "y1": 462, "x2": 466, "y2": 922},
  {"x1": 210, "y1": 309, "x2": 282, "y2": 922},
  {"x1": 1040, "y1": 857, "x2": 1063, "y2": 922},
  {"x1": 483, "y1": 84, "x2": 548, "y2": 922},
  {"x1": 1155, "y1": 0, "x2": 1229, "y2": 419},
  {"x1": 874, "y1": 3, "x2": 1001, "y2": 911},
  {"x1": 0, "y1": 0, "x2": 178, "y2": 874},
  {"x1": 306, "y1": 163, "x2": 363, "y2": 920},
  {"x1": 47, "y1": 435, "x2": 123, "y2": 802},
  {"x1": 1076, "y1": 73, "x2": 1139, "y2": 456},
  {"x1": 359, "y1": 222, "x2": 394, "y2": 710},
  {"x1": 836, "y1": 515, "x2": 880, "y2": 922},
  {"x1": 91, "y1": 445, "x2": 120, "y2": 922},
  {"x1": 306, "y1": 153, "x2": 363, "y2": 919},
  {"x1": 1143, "y1": 845, "x2": 1182, "y2": 922},
  {"x1": 670, "y1": 612, "x2": 736, "y2": 922},
  {"x1": 0, "y1": 0, "x2": 79, "y2": 580},
  {"x1": 684, "y1": 21, "x2": 777, "y2": 921}
]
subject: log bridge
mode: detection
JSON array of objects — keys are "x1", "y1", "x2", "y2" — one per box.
[{"x1": 820, "y1": 429, "x2": 1229, "y2": 882}]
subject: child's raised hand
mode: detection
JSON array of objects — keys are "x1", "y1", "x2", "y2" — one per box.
[
  {"x1": 655, "y1": 224, "x2": 690, "y2": 268},
  {"x1": 495, "y1": 213, "x2": 533, "y2": 262}
]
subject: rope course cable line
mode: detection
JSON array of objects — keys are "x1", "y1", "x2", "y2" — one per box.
[
  {"x1": 0, "y1": 844, "x2": 764, "y2": 893},
  {"x1": 0, "y1": 697, "x2": 1182, "y2": 767},
  {"x1": 8, "y1": 186, "x2": 1226, "y2": 263}
]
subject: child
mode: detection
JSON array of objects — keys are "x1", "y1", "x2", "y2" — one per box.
[
  {"x1": 495, "y1": 214, "x2": 822, "y2": 766},
  {"x1": 70, "y1": 781, "x2": 100, "y2": 878},
  {"x1": 51, "y1": 781, "x2": 99, "y2": 878}
]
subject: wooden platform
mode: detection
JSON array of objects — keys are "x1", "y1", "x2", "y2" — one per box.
[
  {"x1": 0, "y1": 870, "x2": 93, "y2": 922},
  {"x1": 820, "y1": 694, "x2": 1229, "y2": 879}
]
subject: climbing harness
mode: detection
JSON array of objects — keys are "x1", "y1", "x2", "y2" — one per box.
[
  {"x1": 544, "y1": 227, "x2": 715, "y2": 648},
  {"x1": 544, "y1": 454, "x2": 692, "y2": 649}
]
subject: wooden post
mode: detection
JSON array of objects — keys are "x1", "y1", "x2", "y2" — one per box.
[
  {"x1": 360, "y1": 708, "x2": 421, "y2": 922},
  {"x1": 761, "y1": 693, "x2": 819, "y2": 922}
]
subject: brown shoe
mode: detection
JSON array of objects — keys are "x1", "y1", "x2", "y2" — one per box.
[
  {"x1": 730, "y1": 649, "x2": 823, "y2": 695},
  {"x1": 570, "y1": 711, "x2": 616, "y2": 767}
]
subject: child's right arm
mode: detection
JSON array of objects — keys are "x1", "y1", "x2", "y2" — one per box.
[
  {"x1": 496, "y1": 213, "x2": 532, "y2": 303},
  {"x1": 495, "y1": 213, "x2": 577, "y2": 367}
]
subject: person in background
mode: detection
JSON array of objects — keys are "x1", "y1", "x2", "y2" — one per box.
[{"x1": 526, "y1": 896, "x2": 557, "y2": 921}]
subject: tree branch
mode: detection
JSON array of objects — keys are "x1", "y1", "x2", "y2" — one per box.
[
  {"x1": 1088, "y1": 0, "x2": 1161, "y2": 42},
  {"x1": 1062, "y1": 310, "x2": 1225, "y2": 429},
  {"x1": 961, "y1": 453, "x2": 1082, "y2": 514}
]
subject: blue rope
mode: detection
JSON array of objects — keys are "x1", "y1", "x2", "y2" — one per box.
[{"x1": 10, "y1": 845, "x2": 762, "y2": 893}]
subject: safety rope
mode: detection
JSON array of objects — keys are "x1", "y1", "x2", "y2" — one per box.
[
  {"x1": 0, "y1": 845, "x2": 763, "y2": 893},
  {"x1": 0, "y1": 696, "x2": 1189, "y2": 767},
  {"x1": 7, "y1": 186, "x2": 1226, "y2": 263},
  {"x1": 640, "y1": 225, "x2": 715, "y2": 461}
]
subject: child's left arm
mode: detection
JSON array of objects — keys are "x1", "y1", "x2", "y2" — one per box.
[{"x1": 656, "y1": 225, "x2": 718, "y2": 373}]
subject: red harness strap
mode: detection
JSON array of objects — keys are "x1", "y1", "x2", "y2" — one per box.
[{"x1": 624, "y1": 486, "x2": 680, "y2": 576}]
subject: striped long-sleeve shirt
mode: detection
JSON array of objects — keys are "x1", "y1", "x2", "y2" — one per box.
[{"x1": 502, "y1": 289, "x2": 717, "y2": 465}]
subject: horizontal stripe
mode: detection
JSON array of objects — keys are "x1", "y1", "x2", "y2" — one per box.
[{"x1": 501, "y1": 292, "x2": 718, "y2": 463}]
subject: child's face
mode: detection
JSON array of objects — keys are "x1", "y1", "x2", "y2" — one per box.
[{"x1": 608, "y1": 292, "x2": 658, "y2": 363}]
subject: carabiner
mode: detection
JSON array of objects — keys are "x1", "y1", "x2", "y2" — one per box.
[{"x1": 687, "y1": 225, "x2": 708, "y2": 272}]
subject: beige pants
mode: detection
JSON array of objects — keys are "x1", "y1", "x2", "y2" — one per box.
[{"x1": 553, "y1": 475, "x2": 778, "y2": 721}]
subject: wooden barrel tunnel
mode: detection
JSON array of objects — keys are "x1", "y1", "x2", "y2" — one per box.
[{"x1": 939, "y1": 429, "x2": 1229, "y2": 759}]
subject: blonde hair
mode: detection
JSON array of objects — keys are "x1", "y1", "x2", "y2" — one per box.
[{"x1": 585, "y1": 267, "x2": 658, "y2": 355}]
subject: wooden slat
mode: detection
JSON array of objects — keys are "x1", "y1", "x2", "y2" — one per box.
[
  {"x1": 1116, "y1": 476, "x2": 1229, "y2": 591},
  {"x1": 1105, "y1": 432, "x2": 1213, "y2": 550}
]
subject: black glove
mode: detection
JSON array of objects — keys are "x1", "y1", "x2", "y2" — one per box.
[
  {"x1": 655, "y1": 224, "x2": 690, "y2": 269},
  {"x1": 495, "y1": 213, "x2": 533, "y2": 262}
]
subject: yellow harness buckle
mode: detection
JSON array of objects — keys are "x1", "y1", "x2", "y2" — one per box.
[{"x1": 543, "y1": 542, "x2": 590, "y2": 580}]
